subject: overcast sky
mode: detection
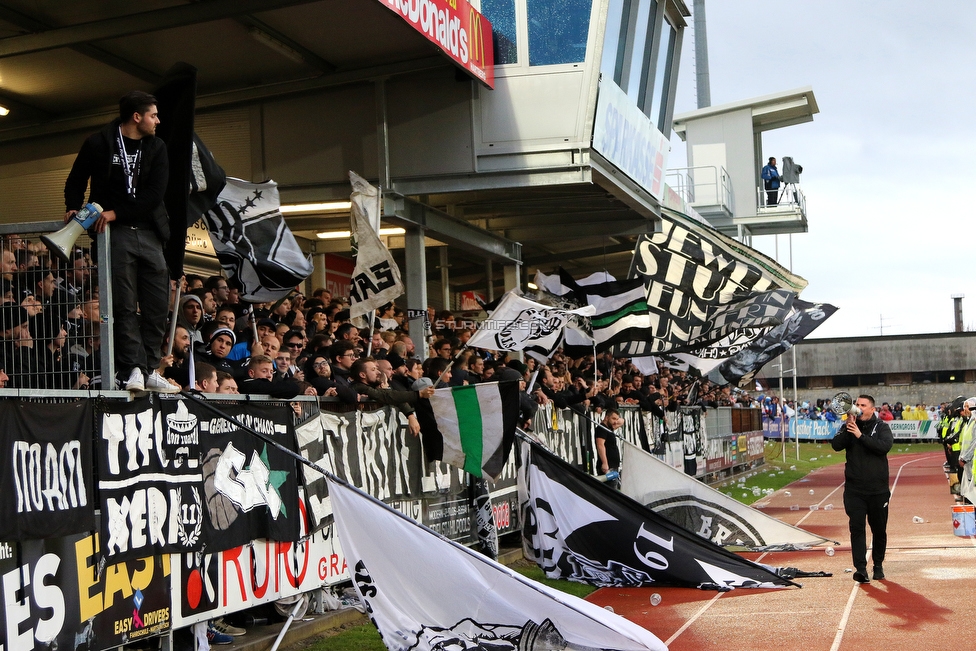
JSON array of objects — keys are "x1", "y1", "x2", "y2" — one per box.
[{"x1": 666, "y1": 1, "x2": 976, "y2": 338}]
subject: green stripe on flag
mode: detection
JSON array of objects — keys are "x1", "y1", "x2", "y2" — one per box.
[
  {"x1": 591, "y1": 300, "x2": 649, "y2": 329},
  {"x1": 452, "y1": 386, "x2": 484, "y2": 476}
]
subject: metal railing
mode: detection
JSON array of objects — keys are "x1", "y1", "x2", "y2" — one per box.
[
  {"x1": 667, "y1": 165, "x2": 735, "y2": 215},
  {"x1": 0, "y1": 221, "x2": 114, "y2": 392},
  {"x1": 757, "y1": 183, "x2": 807, "y2": 215}
]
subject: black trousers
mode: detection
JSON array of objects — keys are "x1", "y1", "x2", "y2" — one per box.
[
  {"x1": 110, "y1": 226, "x2": 169, "y2": 377},
  {"x1": 844, "y1": 490, "x2": 889, "y2": 571},
  {"x1": 765, "y1": 189, "x2": 778, "y2": 206}
]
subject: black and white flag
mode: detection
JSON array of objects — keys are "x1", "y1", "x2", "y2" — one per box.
[
  {"x1": 348, "y1": 171, "x2": 404, "y2": 326},
  {"x1": 467, "y1": 291, "x2": 595, "y2": 353},
  {"x1": 204, "y1": 177, "x2": 314, "y2": 302},
  {"x1": 620, "y1": 440, "x2": 832, "y2": 550},
  {"x1": 617, "y1": 210, "x2": 806, "y2": 355},
  {"x1": 518, "y1": 440, "x2": 795, "y2": 590},
  {"x1": 707, "y1": 299, "x2": 838, "y2": 387},
  {"x1": 0, "y1": 400, "x2": 94, "y2": 540},
  {"x1": 295, "y1": 414, "x2": 333, "y2": 533},
  {"x1": 328, "y1": 475, "x2": 668, "y2": 651}
]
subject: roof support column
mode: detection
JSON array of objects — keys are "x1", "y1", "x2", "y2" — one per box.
[
  {"x1": 404, "y1": 226, "x2": 428, "y2": 362},
  {"x1": 439, "y1": 247, "x2": 451, "y2": 311},
  {"x1": 485, "y1": 259, "x2": 494, "y2": 303},
  {"x1": 503, "y1": 263, "x2": 521, "y2": 293}
]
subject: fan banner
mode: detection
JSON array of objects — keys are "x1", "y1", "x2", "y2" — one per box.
[
  {"x1": 0, "y1": 400, "x2": 95, "y2": 541},
  {"x1": 98, "y1": 398, "x2": 302, "y2": 562},
  {"x1": 518, "y1": 439, "x2": 795, "y2": 589}
]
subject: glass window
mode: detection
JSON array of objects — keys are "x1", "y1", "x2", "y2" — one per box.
[
  {"x1": 528, "y1": 0, "x2": 593, "y2": 66},
  {"x1": 599, "y1": 0, "x2": 625, "y2": 81},
  {"x1": 483, "y1": 0, "x2": 518, "y2": 65},
  {"x1": 648, "y1": 20, "x2": 675, "y2": 130},
  {"x1": 623, "y1": 0, "x2": 651, "y2": 96}
]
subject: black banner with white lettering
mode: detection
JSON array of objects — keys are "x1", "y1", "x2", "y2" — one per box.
[
  {"x1": 0, "y1": 400, "x2": 95, "y2": 541},
  {"x1": 99, "y1": 397, "x2": 206, "y2": 562},
  {"x1": 0, "y1": 519, "x2": 171, "y2": 651},
  {"x1": 185, "y1": 400, "x2": 302, "y2": 554},
  {"x1": 518, "y1": 440, "x2": 794, "y2": 589}
]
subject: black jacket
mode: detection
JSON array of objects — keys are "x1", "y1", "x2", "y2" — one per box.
[
  {"x1": 831, "y1": 414, "x2": 893, "y2": 494},
  {"x1": 64, "y1": 119, "x2": 170, "y2": 242}
]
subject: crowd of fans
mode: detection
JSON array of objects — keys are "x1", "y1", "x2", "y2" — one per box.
[
  {"x1": 10, "y1": 230, "x2": 949, "y2": 433},
  {"x1": 761, "y1": 396, "x2": 947, "y2": 423},
  {"x1": 0, "y1": 231, "x2": 757, "y2": 420}
]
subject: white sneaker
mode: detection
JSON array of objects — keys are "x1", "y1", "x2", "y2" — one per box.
[
  {"x1": 146, "y1": 371, "x2": 180, "y2": 394},
  {"x1": 124, "y1": 368, "x2": 145, "y2": 392}
]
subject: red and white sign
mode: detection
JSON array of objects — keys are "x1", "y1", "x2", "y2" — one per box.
[{"x1": 379, "y1": 0, "x2": 494, "y2": 88}]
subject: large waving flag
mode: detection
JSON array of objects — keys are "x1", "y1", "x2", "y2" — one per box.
[
  {"x1": 616, "y1": 209, "x2": 805, "y2": 356},
  {"x1": 327, "y1": 475, "x2": 668, "y2": 651},
  {"x1": 519, "y1": 439, "x2": 795, "y2": 590},
  {"x1": 204, "y1": 178, "x2": 314, "y2": 301},
  {"x1": 467, "y1": 290, "x2": 595, "y2": 354},
  {"x1": 620, "y1": 440, "x2": 833, "y2": 550},
  {"x1": 423, "y1": 381, "x2": 520, "y2": 481},
  {"x1": 348, "y1": 171, "x2": 404, "y2": 326},
  {"x1": 706, "y1": 299, "x2": 838, "y2": 387}
]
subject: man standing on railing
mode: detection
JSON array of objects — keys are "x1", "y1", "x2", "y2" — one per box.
[
  {"x1": 761, "y1": 157, "x2": 781, "y2": 206},
  {"x1": 63, "y1": 90, "x2": 176, "y2": 393}
]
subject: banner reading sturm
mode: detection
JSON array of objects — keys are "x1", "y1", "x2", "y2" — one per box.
[{"x1": 0, "y1": 400, "x2": 94, "y2": 540}]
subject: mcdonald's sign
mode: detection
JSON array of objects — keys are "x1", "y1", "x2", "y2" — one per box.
[{"x1": 379, "y1": 0, "x2": 495, "y2": 89}]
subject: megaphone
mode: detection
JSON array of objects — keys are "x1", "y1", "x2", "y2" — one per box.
[
  {"x1": 828, "y1": 391, "x2": 861, "y2": 419},
  {"x1": 41, "y1": 202, "x2": 102, "y2": 263}
]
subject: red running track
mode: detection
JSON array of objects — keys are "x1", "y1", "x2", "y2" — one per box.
[{"x1": 587, "y1": 451, "x2": 976, "y2": 651}]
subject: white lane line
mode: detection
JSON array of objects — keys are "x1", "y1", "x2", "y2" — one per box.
[
  {"x1": 829, "y1": 456, "x2": 924, "y2": 651},
  {"x1": 829, "y1": 585, "x2": 860, "y2": 651},
  {"x1": 664, "y1": 591, "x2": 724, "y2": 646}
]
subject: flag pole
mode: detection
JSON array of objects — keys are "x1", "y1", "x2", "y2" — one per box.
[
  {"x1": 364, "y1": 184, "x2": 383, "y2": 359},
  {"x1": 164, "y1": 276, "x2": 184, "y2": 356}
]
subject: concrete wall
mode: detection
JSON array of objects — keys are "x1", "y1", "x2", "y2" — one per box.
[
  {"x1": 793, "y1": 332, "x2": 976, "y2": 376},
  {"x1": 776, "y1": 382, "x2": 976, "y2": 408}
]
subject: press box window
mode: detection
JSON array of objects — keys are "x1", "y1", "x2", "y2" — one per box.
[
  {"x1": 528, "y1": 0, "x2": 593, "y2": 66},
  {"x1": 483, "y1": 0, "x2": 518, "y2": 65}
]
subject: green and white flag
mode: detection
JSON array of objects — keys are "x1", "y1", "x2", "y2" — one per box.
[{"x1": 426, "y1": 381, "x2": 520, "y2": 480}]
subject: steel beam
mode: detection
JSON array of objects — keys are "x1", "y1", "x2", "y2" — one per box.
[
  {"x1": 383, "y1": 194, "x2": 521, "y2": 265},
  {"x1": 0, "y1": 56, "x2": 449, "y2": 143},
  {"x1": 0, "y1": 0, "x2": 322, "y2": 59}
]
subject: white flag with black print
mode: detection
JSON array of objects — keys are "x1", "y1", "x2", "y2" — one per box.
[
  {"x1": 466, "y1": 290, "x2": 595, "y2": 353},
  {"x1": 519, "y1": 439, "x2": 795, "y2": 590},
  {"x1": 204, "y1": 177, "x2": 314, "y2": 302},
  {"x1": 348, "y1": 171, "x2": 403, "y2": 325},
  {"x1": 327, "y1": 475, "x2": 668, "y2": 651}
]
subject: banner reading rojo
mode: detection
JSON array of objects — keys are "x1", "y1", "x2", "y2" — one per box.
[{"x1": 379, "y1": 0, "x2": 494, "y2": 88}]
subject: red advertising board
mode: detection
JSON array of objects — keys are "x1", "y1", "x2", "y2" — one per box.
[
  {"x1": 378, "y1": 0, "x2": 494, "y2": 88},
  {"x1": 325, "y1": 253, "x2": 354, "y2": 299}
]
